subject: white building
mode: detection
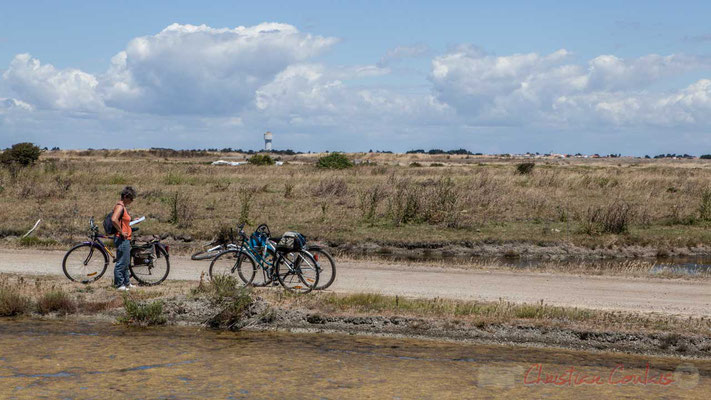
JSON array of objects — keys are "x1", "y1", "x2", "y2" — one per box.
[{"x1": 264, "y1": 131, "x2": 273, "y2": 151}]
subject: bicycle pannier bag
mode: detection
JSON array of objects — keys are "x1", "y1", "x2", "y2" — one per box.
[
  {"x1": 103, "y1": 207, "x2": 124, "y2": 236},
  {"x1": 250, "y1": 230, "x2": 268, "y2": 249},
  {"x1": 276, "y1": 231, "x2": 306, "y2": 252}
]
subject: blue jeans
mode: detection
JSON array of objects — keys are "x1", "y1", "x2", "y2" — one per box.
[{"x1": 114, "y1": 237, "x2": 131, "y2": 287}]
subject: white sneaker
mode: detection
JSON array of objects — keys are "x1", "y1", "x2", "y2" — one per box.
[
  {"x1": 117, "y1": 285, "x2": 128, "y2": 291},
  {"x1": 127, "y1": 283, "x2": 136, "y2": 289}
]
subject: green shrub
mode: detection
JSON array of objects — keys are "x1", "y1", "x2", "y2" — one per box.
[
  {"x1": 248, "y1": 154, "x2": 275, "y2": 166},
  {"x1": 202, "y1": 275, "x2": 254, "y2": 330},
  {"x1": 316, "y1": 153, "x2": 353, "y2": 169},
  {"x1": 409, "y1": 162, "x2": 422, "y2": 167},
  {"x1": 430, "y1": 163, "x2": 444, "y2": 167},
  {"x1": 37, "y1": 290, "x2": 76, "y2": 315},
  {"x1": 515, "y1": 162, "x2": 535, "y2": 175},
  {"x1": 118, "y1": 296, "x2": 167, "y2": 326},
  {"x1": 0, "y1": 288, "x2": 32, "y2": 317},
  {"x1": 0, "y1": 142, "x2": 42, "y2": 167}
]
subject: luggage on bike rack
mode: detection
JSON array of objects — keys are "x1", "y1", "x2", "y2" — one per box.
[
  {"x1": 249, "y1": 230, "x2": 269, "y2": 249},
  {"x1": 276, "y1": 232, "x2": 306, "y2": 252}
]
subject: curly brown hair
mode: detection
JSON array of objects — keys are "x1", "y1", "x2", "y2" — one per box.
[{"x1": 120, "y1": 186, "x2": 136, "y2": 201}]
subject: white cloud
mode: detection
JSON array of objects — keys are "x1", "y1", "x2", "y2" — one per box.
[
  {"x1": 2, "y1": 22, "x2": 711, "y2": 153},
  {"x1": 100, "y1": 23, "x2": 338, "y2": 115},
  {"x1": 3, "y1": 54, "x2": 103, "y2": 111},
  {"x1": 255, "y1": 63, "x2": 450, "y2": 128},
  {"x1": 0, "y1": 97, "x2": 33, "y2": 112},
  {"x1": 430, "y1": 47, "x2": 711, "y2": 127}
]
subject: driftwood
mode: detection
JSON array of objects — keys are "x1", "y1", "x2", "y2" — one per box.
[{"x1": 22, "y1": 219, "x2": 41, "y2": 238}]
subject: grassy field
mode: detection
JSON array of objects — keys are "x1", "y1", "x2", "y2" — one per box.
[{"x1": 1, "y1": 149, "x2": 710, "y2": 255}]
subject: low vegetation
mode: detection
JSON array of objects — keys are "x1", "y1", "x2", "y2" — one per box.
[
  {"x1": 1, "y1": 149, "x2": 711, "y2": 255},
  {"x1": 515, "y1": 162, "x2": 535, "y2": 175},
  {"x1": 247, "y1": 154, "x2": 275, "y2": 166},
  {"x1": 118, "y1": 296, "x2": 167, "y2": 326},
  {"x1": 0, "y1": 142, "x2": 41, "y2": 168},
  {"x1": 271, "y1": 291, "x2": 711, "y2": 336},
  {"x1": 37, "y1": 289, "x2": 76, "y2": 315},
  {"x1": 194, "y1": 275, "x2": 254, "y2": 329},
  {"x1": 316, "y1": 152, "x2": 353, "y2": 169},
  {"x1": 0, "y1": 287, "x2": 32, "y2": 316}
]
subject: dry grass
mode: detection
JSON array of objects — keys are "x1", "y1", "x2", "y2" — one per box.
[
  {"x1": 0, "y1": 150, "x2": 710, "y2": 252},
  {"x1": 0, "y1": 273, "x2": 177, "y2": 316},
  {"x1": 37, "y1": 289, "x2": 76, "y2": 315}
]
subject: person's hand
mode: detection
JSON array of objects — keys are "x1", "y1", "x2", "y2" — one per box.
[{"x1": 120, "y1": 232, "x2": 127, "y2": 239}]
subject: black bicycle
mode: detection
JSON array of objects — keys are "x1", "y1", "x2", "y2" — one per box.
[
  {"x1": 305, "y1": 245, "x2": 336, "y2": 290},
  {"x1": 62, "y1": 217, "x2": 170, "y2": 286}
]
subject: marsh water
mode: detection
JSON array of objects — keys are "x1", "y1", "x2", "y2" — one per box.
[
  {"x1": 382, "y1": 253, "x2": 711, "y2": 276},
  {"x1": 1, "y1": 320, "x2": 710, "y2": 399}
]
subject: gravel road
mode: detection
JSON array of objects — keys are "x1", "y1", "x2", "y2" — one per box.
[{"x1": 2, "y1": 248, "x2": 710, "y2": 317}]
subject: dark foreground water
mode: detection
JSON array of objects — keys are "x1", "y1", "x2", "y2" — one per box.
[{"x1": 0, "y1": 320, "x2": 709, "y2": 399}]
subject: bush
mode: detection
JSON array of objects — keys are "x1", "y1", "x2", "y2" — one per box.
[
  {"x1": 312, "y1": 177, "x2": 348, "y2": 197},
  {"x1": 0, "y1": 142, "x2": 42, "y2": 167},
  {"x1": 162, "y1": 192, "x2": 195, "y2": 227},
  {"x1": 118, "y1": 296, "x2": 167, "y2": 326},
  {"x1": 203, "y1": 275, "x2": 254, "y2": 330},
  {"x1": 316, "y1": 153, "x2": 353, "y2": 169},
  {"x1": 248, "y1": 154, "x2": 275, "y2": 166},
  {"x1": 238, "y1": 188, "x2": 255, "y2": 225},
  {"x1": 699, "y1": 189, "x2": 711, "y2": 221},
  {"x1": 37, "y1": 290, "x2": 76, "y2": 315},
  {"x1": 515, "y1": 162, "x2": 535, "y2": 175},
  {"x1": 581, "y1": 201, "x2": 634, "y2": 234},
  {"x1": 0, "y1": 288, "x2": 32, "y2": 317}
]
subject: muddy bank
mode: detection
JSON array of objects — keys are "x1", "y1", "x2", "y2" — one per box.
[
  {"x1": 152, "y1": 296, "x2": 711, "y2": 359},
  {"x1": 330, "y1": 240, "x2": 711, "y2": 262}
]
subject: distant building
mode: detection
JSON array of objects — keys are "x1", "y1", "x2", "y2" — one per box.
[{"x1": 264, "y1": 131, "x2": 273, "y2": 151}]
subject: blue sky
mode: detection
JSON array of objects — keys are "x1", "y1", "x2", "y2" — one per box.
[{"x1": 1, "y1": 1, "x2": 710, "y2": 154}]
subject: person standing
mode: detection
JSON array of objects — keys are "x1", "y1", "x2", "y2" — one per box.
[{"x1": 112, "y1": 186, "x2": 136, "y2": 290}]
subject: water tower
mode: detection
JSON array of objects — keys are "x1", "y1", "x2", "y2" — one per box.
[{"x1": 264, "y1": 131, "x2": 273, "y2": 151}]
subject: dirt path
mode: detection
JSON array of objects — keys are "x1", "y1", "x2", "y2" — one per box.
[{"x1": 2, "y1": 248, "x2": 710, "y2": 317}]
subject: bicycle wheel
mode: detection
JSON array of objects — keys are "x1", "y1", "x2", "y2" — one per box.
[
  {"x1": 276, "y1": 250, "x2": 319, "y2": 293},
  {"x1": 308, "y1": 247, "x2": 336, "y2": 290},
  {"x1": 191, "y1": 243, "x2": 225, "y2": 260},
  {"x1": 251, "y1": 247, "x2": 277, "y2": 287},
  {"x1": 62, "y1": 243, "x2": 109, "y2": 284},
  {"x1": 209, "y1": 250, "x2": 256, "y2": 285},
  {"x1": 130, "y1": 245, "x2": 170, "y2": 286}
]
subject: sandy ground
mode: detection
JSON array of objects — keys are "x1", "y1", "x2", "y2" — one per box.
[{"x1": 2, "y1": 248, "x2": 710, "y2": 317}]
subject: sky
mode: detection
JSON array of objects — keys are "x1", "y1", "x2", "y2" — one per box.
[{"x1": 1, "y1": 0, "x2": 710, "y2": 155}]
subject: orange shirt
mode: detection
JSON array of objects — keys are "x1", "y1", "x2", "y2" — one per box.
[{"x1": 114, "y1": 201, "x2": 132, "y2": 239}]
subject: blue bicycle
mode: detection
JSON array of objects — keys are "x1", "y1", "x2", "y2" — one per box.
[{"x1": 208, "y1": 224, "x2": 320, "y2": 293}]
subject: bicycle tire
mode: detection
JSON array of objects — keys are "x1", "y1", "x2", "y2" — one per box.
[
  {"x1": 307, "y1": 246, "x2": 336, "y2": 290},
  {"x1": 276, "y1": 250, "x2": 319, "y2": 294},
  {"x1": 130, "y1": 245, "x2": 170, "y2": 286},
  {"x1": 251, "y1": 247, "x2": 277, "y2": 287},
  {"x1": 209, "y1": 249, "x2": 256, "y2": 285},
  {"x1": 191, "y1": 244, "x2": 226, "y2": 260},
  {"x1": 62, "y1": 243, "x2": 109, "y2": 284}
]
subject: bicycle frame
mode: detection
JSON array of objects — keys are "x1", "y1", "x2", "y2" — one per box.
[{"x1": 84, "y1": 217, "x2": 169, "y2": 262}]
